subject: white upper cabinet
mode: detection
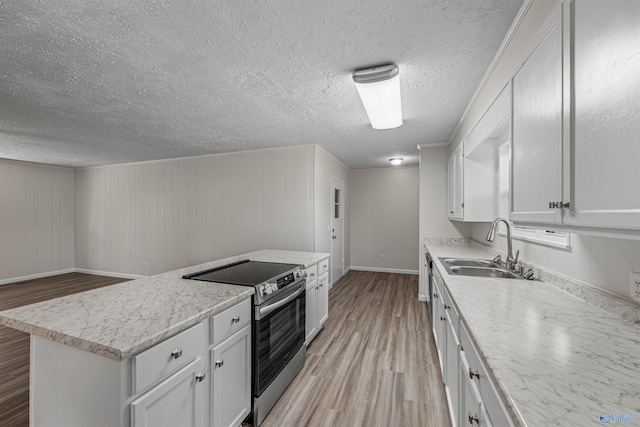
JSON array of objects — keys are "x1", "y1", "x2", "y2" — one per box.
[
  {"x1": 448, "y1": 84, "x2": 509, "y2": 222},
  {"x1": 511, "y1": 0, "x2": 640, "y2": 235},
  {"x1": 511, "y1": 3, "x2": 566, "y2": 224},
  {"x1": 447, "y1": 145, "x2": 464, "y2": 220},
  {"x1": 564, "y1": 0, "x2": 640, "y2": 230}
]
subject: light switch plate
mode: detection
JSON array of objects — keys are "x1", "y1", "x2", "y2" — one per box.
[{"x1": 631, "y1": 272, "x2": 640, "y2": 302}]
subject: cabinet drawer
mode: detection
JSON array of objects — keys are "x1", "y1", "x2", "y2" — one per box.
[
  {"x1": 318, "y1": 258, "x2": 329, "y2": 277},
  {"x1": 306, "y1": 264, "x2": 318, "y2": 284},
  {"x1": 133, "y1": 323, "x2": 204, "y2": 394},
  {"x1": 460, "y1": 322, "x2": 512, "y2": 427},
  {"x1": 211, "y1": 298, "x2": 251, "y2": 346},
  {"x1": 442, "y1": 286, "x2": 459, "y2": 335}
]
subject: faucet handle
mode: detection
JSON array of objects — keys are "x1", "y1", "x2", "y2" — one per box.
[
  {"x1": 492, "y1": 255, "x2": 502, "y2": 264},
  {"x1": 513, "y1": 250, "x2": 520, "y2": 264}
]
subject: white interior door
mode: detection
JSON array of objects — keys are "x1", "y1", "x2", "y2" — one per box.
[{"x1": 330, "y1": 177, "x2": 344, "y2": 285}]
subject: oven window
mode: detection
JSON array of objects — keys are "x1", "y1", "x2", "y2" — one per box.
[
  {"x1": 269, "y1": 304, "x2": 298, "y2": 359},
  {"x1": 255, "y1": 290, "x2": 305, "y2": 395}
]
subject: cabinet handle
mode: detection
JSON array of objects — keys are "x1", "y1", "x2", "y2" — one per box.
[
  {"x1": 170, "y1": 349, "x2": 183, "y2": 359},
  {"x1": 434, "y1": 293, "x2": 439, "y2": 299},
  {"x1": 444, "y1": 304, "x2": 451, "y2": 310},
  {"x1": 549, "y1": 201, "x2": 571, "y2": 209},
  {"x1": 468, "y1": 412, "x2": 479, "y2": 425},
  {"x1": 215, "y1": 359, "x2": 224, "y2": 368},
  {"x1": 195, "y1": 373, "x2": 206, "y2": 382},
  {"x1": 440, "y1": 316, "x2": 446, "y2": 321},
  {"x1": 231, "y1": 316, "x2": 240, "y2": 323},
  {"x1": 469, "y1": 368, "x2": 480, "y2": 380}
]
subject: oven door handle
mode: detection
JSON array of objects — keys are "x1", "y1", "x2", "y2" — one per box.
[{"x1": 257, "y1": 285, "x2": 305, "y2": 319}]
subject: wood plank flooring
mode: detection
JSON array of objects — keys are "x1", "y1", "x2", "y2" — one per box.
[
  {"x1": 0, "y1": 273, "x2": 128, "y2": 427},
  {"x1": 261, "y1": 271, "x2": 451, "y2": 427}
]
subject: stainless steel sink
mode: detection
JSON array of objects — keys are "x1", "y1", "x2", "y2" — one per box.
[
  {"x1": 437, "y1": 257, "x2": 524, "y2": 280},
  {"x1": 441, "y1": 258, "x2": 500, "y2": 268},
  {"x1": 449, "y1": 266, "x2": 521, "y2": 279}
]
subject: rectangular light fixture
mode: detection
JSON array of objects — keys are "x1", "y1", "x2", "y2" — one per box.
[{"x1": 352, "y1": 64, "x2": 402, "y2": 130}]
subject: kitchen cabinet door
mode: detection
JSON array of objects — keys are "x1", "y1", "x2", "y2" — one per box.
[
  {"x1": 511, "y1": 3, "x2": 566, "y2": 224},
  {"x1": 447, "y1": 145, "x2": 464, "y2": 220},
  {"x1": 305, "y1": 279, "x2": 318, "y2": 344},
  {"x1": 445, "y1": 309, "x2": 460, "y2": 427},
  {"x1": 564, "y1": 0, "x2": 640, "y2": 230},
  {"x1": 460, "y1": 352, "x2": 492, "y2": 427},
  {"x1": 211, "y1": 325, "x2": 251, "y2": 427},
  {"x1": 317, "y1": 273, "x2": 329, "y2": 327},
  {"x1": 131, "y1": 357, "x2": 205, "y2": 427},
  {"x1": 431, "y1": 270, "x2": 446, "y2": 381}
]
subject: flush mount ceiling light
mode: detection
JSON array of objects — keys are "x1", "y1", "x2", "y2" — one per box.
[
  {"x1": 389, "y1": 157, "x2": 403, "y2": 166},
  {"x1": 352, "y1": 64, "x2": 402, "y2": 130}
]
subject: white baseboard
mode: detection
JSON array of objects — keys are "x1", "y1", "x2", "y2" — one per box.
[
  {"x1": 418, "y1": 294, "x2": 429, "y2": 302},
  {"x1": 74, "y1": 269, "x2": 145, "y2": 280},
  {"x1": 0, "y1": 268, "x2": 76, "y2": 286},
  {"x1": 349, "y1": 266, "x2": 419, "y2": 275}
]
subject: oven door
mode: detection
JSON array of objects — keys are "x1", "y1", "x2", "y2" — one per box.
[{"x1": 254, "y1": 280, "x2": 306, "y2": 396}]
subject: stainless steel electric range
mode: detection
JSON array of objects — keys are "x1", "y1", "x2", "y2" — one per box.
[{"x1": 184, "y1": 260, "x2": 307, "y2": 426}]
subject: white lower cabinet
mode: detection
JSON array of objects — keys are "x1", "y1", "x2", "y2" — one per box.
[
  {"x1": 444, "y1": 310, "x2": 460, "y2": 427},
  {"x1": 211, "y1": 325, "x2": 251, "y2": 427},
  {"x1": 430, "y1": 272, "x2": 513, "y2": 427},
  {"x1": 305, "y1": 277, "x2": 318, "y2": 343},
  {"x1": 460, "y1": 352, "x2": 491, "y2": 427},
  {"x1": 29, "y1": 299, "x2": 252, "y2": 427},
  {"x1": 317, "y1": 273, "x2": 329, "y2": 326},
  {"x1": 431, "y1": 269, "x2": 446, "y2": 380},
  {"x1": 305, "y1": 257, "x2": 330, "y2": 345},
  {"x1": 459, "y1": 322, "x2": 512, "y2": 427},
  {"x1": 131, "y1": 357, "x2": 206, "y2": 427},
  {"x1": 443, "y1": 286, "x2": 460, "y2": 427}
]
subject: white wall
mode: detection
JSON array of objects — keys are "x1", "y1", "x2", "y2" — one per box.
[
  {"x1": 350, "y1": 167, "x2": 419, "y2": 272},
  {"x1": 75, "y1": 146, "x2": 315, "y2": 276},
  {"x1": 0, "y1": 159, "x2": 75, "y2": 283},
  {"x1": 314, "y1": 146, "x2": 350, "y2": 273}
]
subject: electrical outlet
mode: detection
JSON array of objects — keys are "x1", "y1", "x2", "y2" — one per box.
[
  {"x1": 379, "y1": 255, "x2": 384, "y2": 262},
  {"x1": 631, "y1": 272, "x2": 640, "y2": 302},
  {"x1": 144, "y1": 262, "x2": 149, "y2": 273},
  {"x1": 425, "y1": 226, "x2": 432, "y2": 236}
]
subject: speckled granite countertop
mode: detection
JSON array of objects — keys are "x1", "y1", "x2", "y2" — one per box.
[
  {"x1": 424, "y1": 238, "x2": 640, "y2": 427},
  {"x1": 0, "y1": 249, "x2": 328, "y2": 361}
]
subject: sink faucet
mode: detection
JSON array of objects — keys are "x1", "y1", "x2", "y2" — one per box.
[{"x1": 486, "y1": 217, "x2": 519, "y2": 270}]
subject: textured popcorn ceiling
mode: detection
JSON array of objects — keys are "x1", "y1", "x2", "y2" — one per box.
[{"x1": 0, "y1": 0, "x2": 523, "y2": 169}]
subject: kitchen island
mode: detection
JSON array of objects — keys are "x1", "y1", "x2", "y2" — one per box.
[
  {"x1": 0, "y1": 249, "x2": 329, "y2": 427},
  {"x1": 425, "y1": 238, "x2": 640, "y2": 426}
]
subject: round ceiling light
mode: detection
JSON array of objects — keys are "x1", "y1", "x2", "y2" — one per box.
[{"x1": 389, "y1": 158, "x2": 403, "y2": 166}]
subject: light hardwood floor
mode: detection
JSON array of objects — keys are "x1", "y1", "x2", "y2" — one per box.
[
  {"x1": 261, "y1": 270, "x2": 451, "y2": 427},
  {"x1": 0, "y1": 273, "x2": 129, "y2": 427}
]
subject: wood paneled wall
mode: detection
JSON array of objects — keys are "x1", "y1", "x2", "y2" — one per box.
[
  {"x1": 0, "y1": 160, "x2": 75, "y2": 283},
  {"x1": 75, "y1": 146, "x2": 315, "y2": 276}
]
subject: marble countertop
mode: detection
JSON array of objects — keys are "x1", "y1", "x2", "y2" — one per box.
[
  {"x1": 0, "y1": 249, "x2": 328, "y2": 361},
  {"x1": 424, "y1": 238, "x2": 640, "y2": 426}
]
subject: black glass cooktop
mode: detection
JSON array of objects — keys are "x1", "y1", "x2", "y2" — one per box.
[{"x1": 183, "y1": 260, "x2": 300, "y2": 286}]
